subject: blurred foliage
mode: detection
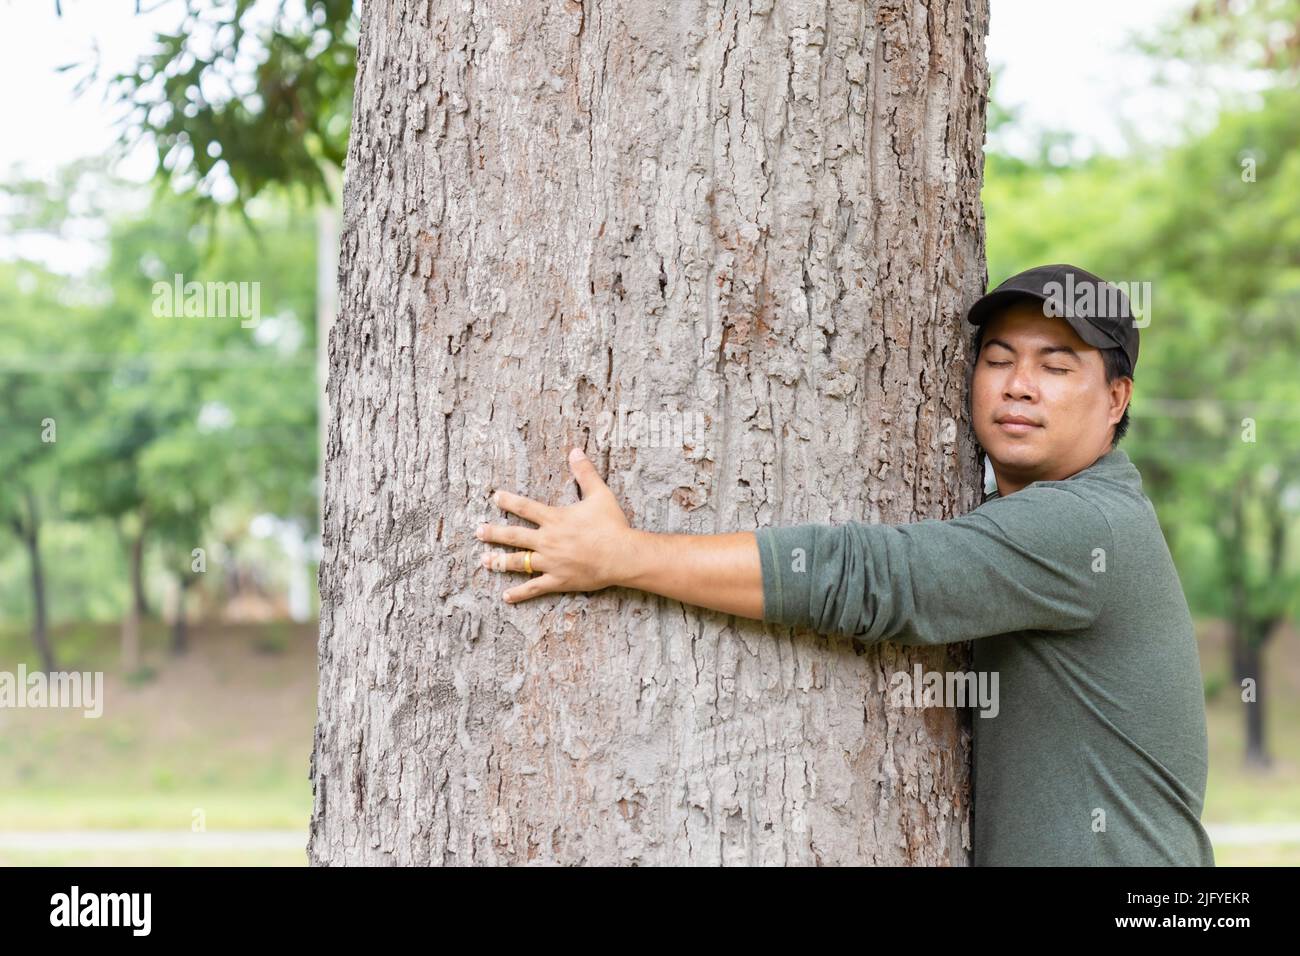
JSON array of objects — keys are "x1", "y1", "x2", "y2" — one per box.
[
  {"x1": 0, "y1": 164, "x2": 318, "y2": 629},
  {"x1": 63, "y1": 0, "x2": 356, "y2": 215},
  {"x1": 1138, "y1": 0, "x2": 1300, "y2": 74},
  {"x1": 0, "y1": 260, "x2": 99, "y2": 538}
]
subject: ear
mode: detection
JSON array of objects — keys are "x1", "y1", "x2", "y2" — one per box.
[{"x1": 1110, "y1": 376, "x2": 1134, "y2": 424}]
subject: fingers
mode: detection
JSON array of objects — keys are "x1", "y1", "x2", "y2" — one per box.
[
  {"x1": 503, "y1": 573, "x2": 561, "y2": 604},
  {"x1": 567, "y1": 446, "x2": 607, "y2": 498},
  {"x1": 475, "y1": 521, "x2": 540, "y2": 550},
  {"x1": 478, "y1": 548, "x2": 542, "y2": 574},
  {"x1": 492, "y1": 488, "x2": 551, "y2": 525},
  {"x1": 478, "y1": 547, "x2": 556, "y2": 603}
]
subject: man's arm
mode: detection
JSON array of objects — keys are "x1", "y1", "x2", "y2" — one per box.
[
  {"x1": 752, "y1": 493, "x2": 1114, "y2": 644},
  {"x1": 615, "y1": 492, "x2": 1114, "y2": 643},
  {"x1": 618, "y1": 529, "x2": 766, "y2": 620},
  {"x1": 476, "y1": 448, "x2": 1114, "y2": 643}
]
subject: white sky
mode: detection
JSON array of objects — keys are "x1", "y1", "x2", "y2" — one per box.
[
  {"x1": 988, "y1": 0, "x2": 1225, "y2": 158},
  {"x1": 0, "y1": 0, "x2": 1215, "y2": 263},
  {"x1": 0, "y1": 0, "x2": 180, "y2": 184}
]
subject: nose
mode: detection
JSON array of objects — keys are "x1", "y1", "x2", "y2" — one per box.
[{"x1": 1002, "y1": 362, "x2": 1038, "y2": 402}]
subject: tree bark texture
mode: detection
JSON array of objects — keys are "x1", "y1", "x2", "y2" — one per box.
[{"x1": 311, "y1": 0, "x2": 991, "y2": 865}]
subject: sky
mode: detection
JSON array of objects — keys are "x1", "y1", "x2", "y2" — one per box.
[
  {"x1": 990, "y1": 0, "x2": 1198, "y2": 155},
  {"x1": 0, "y1": 0, "x2": 1211, "y2": 262}
]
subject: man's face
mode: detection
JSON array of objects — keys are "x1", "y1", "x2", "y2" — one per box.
[{"x1": 970, "y1": 299, "x2": 1132, "y2": 494}]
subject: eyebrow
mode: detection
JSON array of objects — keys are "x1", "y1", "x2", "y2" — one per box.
[{"x1": 982, "y1": 337, "x2": 1082, "y2": 361}]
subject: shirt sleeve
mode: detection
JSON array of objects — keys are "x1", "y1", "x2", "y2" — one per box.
[{"x1": 754, "y1": 486, "x2": 1115, "y2": 645}]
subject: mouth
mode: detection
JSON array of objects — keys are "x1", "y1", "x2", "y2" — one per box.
[{"x1": 995, "y1": 416, "x2": 1042, "y2": 435}]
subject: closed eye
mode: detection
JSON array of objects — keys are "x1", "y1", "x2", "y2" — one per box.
[{"x1": 985, "y1": 358, "x2": 1070, "y2": 374}]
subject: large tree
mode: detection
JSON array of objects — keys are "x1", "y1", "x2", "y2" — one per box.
[{"x1": 310, "y1": 0, "x2": 990, "y2": 865}]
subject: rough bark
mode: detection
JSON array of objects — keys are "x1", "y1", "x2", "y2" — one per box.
[{"x1": 311, "y1": 0, "x2": 990, "y2": 865}]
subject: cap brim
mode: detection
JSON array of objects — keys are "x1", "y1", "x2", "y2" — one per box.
[
  {"x1": 967, "y1": 289, "x2": 1122, "y2": 353},
  {"x1": 966, "y1": 289, "x2": 1045, "y2": 327}
]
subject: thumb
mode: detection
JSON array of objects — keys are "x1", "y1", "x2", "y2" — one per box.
[{"x1": 567, "y1": 446, "x2": 606, "y2": 498}]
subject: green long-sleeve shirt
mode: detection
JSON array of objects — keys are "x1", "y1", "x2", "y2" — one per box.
[{"x1": 754, "y1": 447, "x2": 1215, "y2": 866}]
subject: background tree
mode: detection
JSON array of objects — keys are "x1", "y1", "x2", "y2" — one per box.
[
  {"x1": 0, "y1": 261, "x2": 98, "y2": 672},
  {"x1": 1, "y1": 166, "x2": 323, "y2": 671},
  {"x1": 94, "y1": 0, "x2": 357, "y2": 214}
]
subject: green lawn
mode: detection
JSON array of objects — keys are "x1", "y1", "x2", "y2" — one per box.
[
  {"x1": 1, "y1": 616, "x2": 1296, "y2": 865},
  {"x1": 0, "y1": 619, "x2": 314, "y2": 865}
]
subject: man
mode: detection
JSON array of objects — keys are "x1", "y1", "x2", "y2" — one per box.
[{"x1": 473, "y1": 264, "x2": 1215, "y2": 867}]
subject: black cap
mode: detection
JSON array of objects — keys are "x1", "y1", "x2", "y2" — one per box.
[{"x1": 966, "y1": 264, "x2": 1139, "y2": 372}]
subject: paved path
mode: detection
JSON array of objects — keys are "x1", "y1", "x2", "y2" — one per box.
[{"x1": 1205, "y1": 822, "x2": 1300, "y2": 846}]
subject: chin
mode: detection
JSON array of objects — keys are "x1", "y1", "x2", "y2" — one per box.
[{"x1": 983, "y1": 441, "x2": 1043, "y2": 471}]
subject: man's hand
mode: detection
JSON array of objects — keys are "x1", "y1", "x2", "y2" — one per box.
[
  {"x1": 475, "y1": 446, "x2": 766, "y2": 620},
  {"x1": 476, "y1": 447, "x2": 633, "y2": 603}
]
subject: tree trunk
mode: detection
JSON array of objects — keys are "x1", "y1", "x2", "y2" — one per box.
[
  {"x1": 311, "y1": 0, "x2": 990, "y2": 865},
  {"x1": 21, "y1": 492, "x2": 56, "y2": 673},
  {"x1": 1241, "y1": 636, "x2": 1268, "y2": 768},
  {"x1": 1231, "y1": 615, "x2": 1274, "y2": 769},
  {"x1": 131, "y1": 519, "x2": 150, "y2": 619},
  {"x1": 121, "y1": 605, "x2": 141, "y2": 674},
  {"x1": 171, "y1": 574, "x2": 193, "y2": 655},
  {"x1": 318, "y1": 164, "x2": 343, "y2": 535},
  {"x1": 1225, "y1": 476, "x2": 1276, "y2": 770},
  {"x1": 120, "y1": 519, "x2": 147, "y2": 673}
]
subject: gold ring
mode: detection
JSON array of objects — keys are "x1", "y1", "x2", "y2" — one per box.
[{"x1": 523, "y1": 551, "x2": 534, "y2": 574}]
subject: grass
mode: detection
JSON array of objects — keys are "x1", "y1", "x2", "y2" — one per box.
[
  {"x1": 0, "y1": 618, "x2": 315, "y2": 865},
  {"x1": 0, "y1": 790, "x2": 308, "y2": 830},
  {"x1": 0, "y1": 614, "x2": 1296, "y2": 866}
]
